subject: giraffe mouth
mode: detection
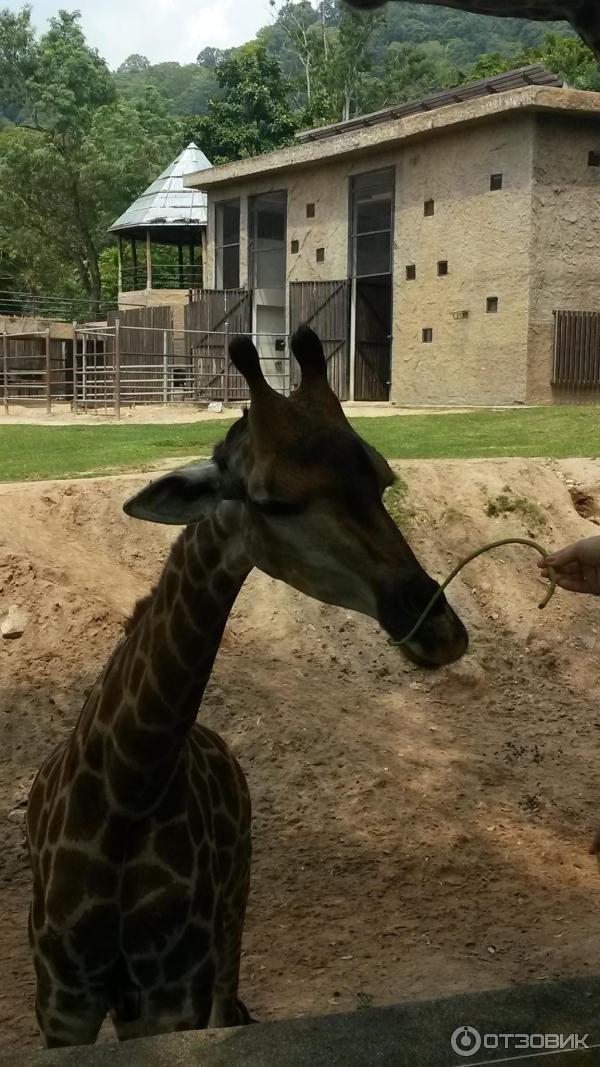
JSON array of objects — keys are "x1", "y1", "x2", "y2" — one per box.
[{"x1": 382, "y1": 605, "x2": 469, "y2": 668}]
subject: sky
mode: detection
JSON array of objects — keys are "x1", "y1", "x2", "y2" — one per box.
[{"x1": 7, "y1": 0, "x2": 271, "y2": 68}]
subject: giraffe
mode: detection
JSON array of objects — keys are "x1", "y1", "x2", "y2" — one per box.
[
  {"x1": 26, "y1": 325, "x2": 468, "y2": 1049},
  {"x1": 343, "y1": 0, "x2": 600, "y2": 61}
]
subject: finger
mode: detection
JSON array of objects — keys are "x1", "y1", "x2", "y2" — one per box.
[
  {"x1": 543, "y1": 561, "x2": 582, "y2": 577},
  {"x1": 538, "y1": 559, "x2": 580, "y2": 576},
  {"x1": 555, "y1": 577, "x2": 596, "y2": 594},
  {"x1": 542, "y1": 545, "x2": 580, "y2": 567}
]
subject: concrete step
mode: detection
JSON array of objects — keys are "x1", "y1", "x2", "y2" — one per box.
[{"x1": 6, "y1": 975, "x2": 600, "y2": 1067}]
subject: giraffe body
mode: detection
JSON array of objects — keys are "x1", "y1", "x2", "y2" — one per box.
[
  {"x1": 27, "y1": 516, "x2": 253, "y2": 1046},
  {"x1": 27, "y1": 327, "x2": 468, "y2": 1048}
]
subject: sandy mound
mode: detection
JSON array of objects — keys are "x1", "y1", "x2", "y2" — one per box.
[{"x1": 1, "y1": 458, "x2": 600, "y2": 1050}]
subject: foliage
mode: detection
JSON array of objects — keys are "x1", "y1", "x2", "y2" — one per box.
[
  {"x1": 0, "y1": 10, "x2": 179, "y2": 307},
  {"x1": 183, "y1": 43, "x2": 298, "y2": 164},
  {"x1": 470, "y1": 32, "x2": 600, "y2": 89},
  {"x1": 114, "y1": 58, "x2": 220, "y2": 116},
  {"x1": 0, "y1": 0, "x2": 590, "y2": 311}
]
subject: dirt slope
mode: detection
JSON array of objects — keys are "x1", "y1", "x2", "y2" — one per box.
[{"x1": 1, "y1": 458, "x2": 600, "y2": 1050}]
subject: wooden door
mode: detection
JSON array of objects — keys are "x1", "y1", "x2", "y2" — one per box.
[{"x1": 289, "y1": 280, "x2": 350, "y2": 401}]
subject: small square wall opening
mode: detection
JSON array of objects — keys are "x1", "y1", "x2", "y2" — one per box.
[
  {"x1": 486, "y1": 296, "x2": 499, "y2": 314},
  {"x1": 588, "y1": 151, "x2": 600, "y2": 167},
  {"x1": 437, "y1": 260, "x2": 448, "y2": 276},
  {"x1": 424, "y1": 199, "x2": 435, "y2": 217},
  {"x1": 306, "y1": 202, "x2": 316, "y2": 218},
  {"x1": 316, "y1": 247, "x2": 325, "y2": 263},
  {"x1": 490, "y1": 173, "x2": 503, "y2": 191},
  {"x1": 406, "y1": 264, "x2": 416, "y2": 280},
  {"x1": 422, "y1": 328, "x2": 433, "y2": 343},
  {"x1": 290, "y1": 239, "x2": 299, "y2": 254}
]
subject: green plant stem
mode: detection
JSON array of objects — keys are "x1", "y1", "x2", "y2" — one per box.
[{"x1": 390, "y1": 538, "x2": 557, "y2": 648}]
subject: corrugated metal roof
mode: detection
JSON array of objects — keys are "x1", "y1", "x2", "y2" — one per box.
[
  {"x1": 296, "y1": 65, "x2": 564, "y2": 144},
  {"x1": 109, "y1": 143, "x2": 212, "y2": 235}
]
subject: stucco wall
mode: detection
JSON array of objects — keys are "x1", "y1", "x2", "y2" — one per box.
[
  {"x1": 527, "y1": 113, "x2": 600, "y2": 404},
  {"x1": 205, "y1": 106, "x2": 600, "y2": 408},
  {"x1": 391, "y1": 114, "x2": 534, "y2": 407}
]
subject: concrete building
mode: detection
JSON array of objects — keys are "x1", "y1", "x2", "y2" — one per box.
[{"x1": 185, "y1": 67, "x2": 600, "y2": 407}]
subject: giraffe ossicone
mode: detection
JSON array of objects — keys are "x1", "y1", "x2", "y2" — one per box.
[{"x1": 26, "y1": 325, "x2": 468, "y2": 1048}]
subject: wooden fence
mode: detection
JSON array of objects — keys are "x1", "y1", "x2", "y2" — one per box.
[{"x1": 553, "y1": 310, "x2": 600, "y2": 389}]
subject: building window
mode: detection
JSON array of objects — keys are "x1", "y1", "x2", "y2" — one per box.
[
  {"x1": 588, "y1": 151, "x2": 600, "y2": 167},
  {"x1": 250, "y1": 190, "x2": 287, "y2": 290},
  {"x1": 215, "y1": 199, "x2": 240, "y2": 289},
  {"x1": 487, "y1": 296, "x2": 499, "y2": 314},
  {"x1": 350, "y1": 168, "x2": 395, "y2": 279},
  {"x1": 422, "y1": 328, "x2": 433, "y2": 343},
  {"x1": 437, "y1": 260, "x2": 448, "y2": 276},
  {"x1": 306, "y1": 203, "x2": 316, "y2": 218},
  {"x1": 490, "y1": 173, "x2": 503, "y2": 191},
  {"x1": 424, "y1": 199, "x2": 435, "y2": 217},
  {"x1": 316, "y1": 247, "x2": 325, "y2": 263},
  {"x1": 406, "y1": 264, "x2": 416, "y2": 280},
  {"x1": 291, "y1": 239, "x2": 299, "y2": 254}
]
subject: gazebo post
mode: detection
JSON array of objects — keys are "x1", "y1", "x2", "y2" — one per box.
[
  {"x1": 146, "y1": 230, "x2": 153, "y2": 290},
  {"x1": 178, "y1": 243, "x2": 185, "y2": 288},
  {"x1": 131, "y1": 239, "x2": 138, "y2": 291},
  {"x1": 189, "y1": 244, "x2": 196, "y2": 287},
  {"x1": 201, "y1": 229, "x2": 207, "y2": 288},
  {"x1": 117, "y1": 236, "x2": 123, "y2": 294}
]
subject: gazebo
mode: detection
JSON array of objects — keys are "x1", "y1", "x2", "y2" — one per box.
[{"x1": 109, "y1": 142, "x2": 212, "y2": 296}]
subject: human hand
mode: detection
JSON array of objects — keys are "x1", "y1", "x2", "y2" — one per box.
[{"x1": 537, "y1": 536, "x2": 600, "y2": 596}]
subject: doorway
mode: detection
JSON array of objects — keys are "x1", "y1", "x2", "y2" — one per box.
[
  {"x1": 349, "y1": 168, "x2": 394, "y2": 401},
  {"x1": 249, "y1": 191, "x2": 287, "y2": 389}
]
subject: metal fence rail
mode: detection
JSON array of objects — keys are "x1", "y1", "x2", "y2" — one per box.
[{"x1": 1, "y1": 322, "x2": 290, "y2": 416}]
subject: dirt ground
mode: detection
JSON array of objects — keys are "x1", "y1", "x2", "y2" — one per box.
[
  {"x1": 1, "y1": 456, "x2": 600, "y2": 1052},
  {"x1": 0, "y1": 401, "x2": 475, "y2": 426}
]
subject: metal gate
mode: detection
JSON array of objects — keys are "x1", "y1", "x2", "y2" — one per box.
[
  {"x1": 105, "y1": 306, "x2": 174, "y2": 405},
  {"x1": 289, "y1": 280, "x2": 350, "y2": 400},
  {"x1": 185, "y1": 289, "x2": 252, "y2": 402}
]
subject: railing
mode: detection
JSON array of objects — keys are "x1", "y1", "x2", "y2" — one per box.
[
  {"x1": 1, "y1": 323, "x2": 290, "y2": 416},
  {"x1": 120, "y1": 264, "x2": 202, "y2": 292},
  {"x1": 0, "y1": 289, "x2": 117, "y2": 322}
]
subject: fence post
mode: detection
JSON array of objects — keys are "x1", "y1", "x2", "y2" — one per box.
[
  {"x1": 72, "y1": 321, "x2": 78, "y2": 414},
  {"x1": 2, "y1": 331, "x2": 8, "y2": 416},
  {"x1": 163, "y1": 329, "x2": 168, "y2": 405},
  {"x1": 82, "y1": 334, "x2": 88, "y2": 405},
  {"x1": 114, "y1": 317, "x2": 121, "y2": 420},
  {"x1": 223, "y1": 320, "x2": 230, "y2": 406},
  {"x1": 45, "y1": 328, "x2": 52, "y2": 415}
]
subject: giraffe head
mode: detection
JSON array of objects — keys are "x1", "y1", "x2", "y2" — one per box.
[{"x1": 124, "y1": 327, "x2": 468, "y2": 667}]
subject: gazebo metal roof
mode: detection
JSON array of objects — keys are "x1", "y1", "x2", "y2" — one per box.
[{"x1": 109, "y1": 143, "x2": 212, "y2": 244}]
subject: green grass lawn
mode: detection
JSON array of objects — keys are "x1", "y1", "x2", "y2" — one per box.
[{"x1": 1, "y1": 406, "x2": 599, "y2": 482}]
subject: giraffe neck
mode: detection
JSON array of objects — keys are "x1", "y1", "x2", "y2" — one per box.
[{"x1": 80, "y1": 502, "x2": 251, "y2": 816}]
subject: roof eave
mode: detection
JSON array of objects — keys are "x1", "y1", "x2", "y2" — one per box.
[{"x1": 184, "y1": 86, "x2": 600, "y2": 193}]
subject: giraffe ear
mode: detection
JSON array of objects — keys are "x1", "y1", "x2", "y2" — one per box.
[{"x1": 123, "y1": 461, "x2": 223, "y2": 525}]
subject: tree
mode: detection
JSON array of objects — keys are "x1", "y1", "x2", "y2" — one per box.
[
  {"x1": 117, "y1": 54, "x2": 150, "y2": 74},
  {"x1": 186, "y1": 43, "x2": 298, "y2": 164},
  {"x1": 0, "y1": 5, "x2": 36, "y2": 123},
  {"x1": 379, "y1": 41, "x2": 459, "y2": 107},
  {"x1": 0, "y1": 9, "x2": 179, "y2": 307},
  {"x1": 469, "y1": 31, "x2": 600, "y2": 90},
  {"x1": 196, "y1": 46, "x2": 228, "y2": 68}
]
